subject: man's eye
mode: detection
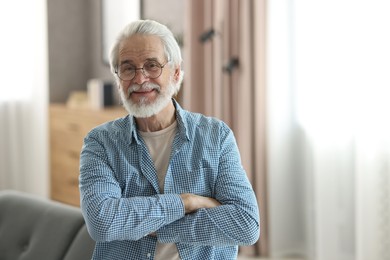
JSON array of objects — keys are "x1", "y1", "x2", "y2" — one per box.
[
  {"x1": 145, "y1": 62, "x2": 159, "y2": 70},
  {"x1": 121, "y1": 66, "x2": 135, "y2": 72}
]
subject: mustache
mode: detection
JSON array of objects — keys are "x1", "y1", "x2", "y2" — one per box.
[{"x1": 127, "y1": 83, "x2": 161, "y2": 97}]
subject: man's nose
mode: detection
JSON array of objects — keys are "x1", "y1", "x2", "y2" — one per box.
[{"x1": 133, "y1": 69, "x2": 148, "y2": 85}]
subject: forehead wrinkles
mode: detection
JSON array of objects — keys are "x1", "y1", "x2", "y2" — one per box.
[{"x1": 118, "y1": 35, "x2": 165, "y2": 64}]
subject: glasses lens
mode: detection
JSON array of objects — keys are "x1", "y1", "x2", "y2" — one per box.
[
  {"x1": 143, "y1": 61, "x2": 162, "y2": 79},
  {"x1": 118, "y1": 64, "x2": 136, "y2": 81},
  {"x1": 117, "y1": 61, "x2": 164, "y2": 80}
]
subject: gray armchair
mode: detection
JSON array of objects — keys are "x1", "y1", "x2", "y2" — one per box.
[{"x1": 0, "y1": 190, "x2": 95, "y2": 260}]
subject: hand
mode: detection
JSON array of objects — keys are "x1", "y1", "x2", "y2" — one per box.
[{"x1": 180, "y1": 193, "x2": 221, "y2": 214}]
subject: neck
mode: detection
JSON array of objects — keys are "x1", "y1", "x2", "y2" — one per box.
[{"x1": 135, "y1": 101, "x2": 176, "y2": 132}]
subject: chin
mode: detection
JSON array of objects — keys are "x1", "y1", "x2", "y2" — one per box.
[
  {"x1": 120, "y1": 91, "x2": 172, "y2": 118},
  {"x1": 119, "y1": 80, "x2": 176, "y2": 118}
]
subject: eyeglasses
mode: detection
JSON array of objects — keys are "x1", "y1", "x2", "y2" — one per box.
[{"x1": 115, "y1": 60, "x2": 170, "y2": 81}]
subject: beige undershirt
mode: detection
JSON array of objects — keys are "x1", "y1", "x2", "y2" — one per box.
[{"x1": 139, "y1": 121, "x2": 180, "y2": 260}]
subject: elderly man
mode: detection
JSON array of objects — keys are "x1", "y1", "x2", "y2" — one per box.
[{"x1": 79, "y1": 19, "x2": 259, "y2": 260}]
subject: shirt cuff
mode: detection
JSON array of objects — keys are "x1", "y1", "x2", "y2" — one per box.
[
  {"x1": 156, "y1": 220, "x2": 181, "y2": 243},
  {"x1": 159, "y1": 193, "x2": 185, "y2": 224}
]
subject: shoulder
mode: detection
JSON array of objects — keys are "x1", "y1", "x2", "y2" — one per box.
[
  {"x1": 182, "y1": 108, "x2": 229, "y2": 129},
  {"x1": 179, "y1": 108, "x2": 232, "y2": 142},
  {"x1": 90, "y1": 115, "x2": 129, "y2": 133},
  {"x1": 85, "y1": 115, "x2": 133, "y2": 143}
]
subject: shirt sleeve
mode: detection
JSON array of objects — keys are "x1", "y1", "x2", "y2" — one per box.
[
  {"x1": 156, "y1": 126, "x2": 260, "y2": 246},
  {"x1": 79, "y1": 132, "x2": 185, "y2": 242}
]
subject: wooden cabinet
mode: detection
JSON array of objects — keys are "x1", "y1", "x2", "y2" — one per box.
[{"x1": 50, "y1": 104, "x2": 127, "y2": 206}]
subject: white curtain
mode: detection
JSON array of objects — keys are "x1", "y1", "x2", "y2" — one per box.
[
  {"x1": 267, "y1": 1, "x2": 390, "y2": 259},
  {"x1": 0, "y1": 0, "x2": 49, "y2": 197}
]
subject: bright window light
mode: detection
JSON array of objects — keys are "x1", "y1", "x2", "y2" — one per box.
[
  {"x1": 293, "y1": 1, "x2": 390, "y2": 144},
  {"x1": 0, "y1": 1, "x2": 37, "y2": 102}
]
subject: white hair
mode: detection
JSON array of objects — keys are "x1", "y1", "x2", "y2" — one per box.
[{"x1": 109, "y1": 20, "x2": 184, "y2": 95}]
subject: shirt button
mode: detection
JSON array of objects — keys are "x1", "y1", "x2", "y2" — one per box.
[{"x1": 147, "y1": 253, "x2": 151, "y2": 258}]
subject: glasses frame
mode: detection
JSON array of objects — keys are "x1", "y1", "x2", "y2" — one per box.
[{"x1": 115, "y1": 60, "x2": 170, "y2": 81}]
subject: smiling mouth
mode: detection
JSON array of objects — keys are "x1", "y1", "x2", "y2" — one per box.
[
  {"x1": 133, "y1": 89, "x2": 154, "y2": 94},
  {"x1": 127, "y1": 83, "x2": 161, "y2": 98},
  {"x1": 128, "y1": 88, "x2": 156, "y2": 99}
]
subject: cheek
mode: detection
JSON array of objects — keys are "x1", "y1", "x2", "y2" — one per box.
[
  {"x1": 119, "y1": 81, "x2": 131, "y2": 93},
  {"x1": 157, "y1": 74, "x2": 173, "y2": 89}
]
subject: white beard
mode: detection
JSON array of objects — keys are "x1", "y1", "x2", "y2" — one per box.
[{"x1": 119, "y1": 81, "x2": 175, "y2": 118}]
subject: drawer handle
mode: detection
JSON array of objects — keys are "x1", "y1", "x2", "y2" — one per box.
[
  {"x1": 68, "y1": 151, "x2": 80, "y2": 159},
  {"x1": 69, "y1": 178, "x2": 79, "y2": 186}
]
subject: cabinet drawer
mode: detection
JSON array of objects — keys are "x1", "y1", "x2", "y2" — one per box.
[
  {"x1": 50, "y1": 149, "x2": 80, "y2": 206},
  {"x1": 50, "y1": 130, "x2": 84, "y2": 155},
  {"x1": 51, "y1": 167, "x2": 80, "y2": 206},
  {"x1": 49, "y1": 104, "x2": 126, "y2": 206},
  {"x1": 50, "y1": 116, "x2": 101, "y2": 138}
]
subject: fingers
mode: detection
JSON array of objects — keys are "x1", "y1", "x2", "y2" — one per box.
[
  {"x1": 201, "y1": 196, "x2": 221, "y2": 209},
  {"x1": 180, "y1": 193, "x2": 221, "y2": 214}
]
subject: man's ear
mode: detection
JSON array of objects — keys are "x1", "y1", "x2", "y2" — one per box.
[{"x1": 173, "y1": 66, "x2": 181, "y2": 82}]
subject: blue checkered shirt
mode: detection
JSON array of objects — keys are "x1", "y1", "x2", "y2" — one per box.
[{"x1": 79, "y1": 100, "x2": 260, "y2": 260}]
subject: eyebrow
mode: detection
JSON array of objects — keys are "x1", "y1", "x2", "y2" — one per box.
[{"x1": 119, "y1": 57, "x2": 161, "y2": 66}]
